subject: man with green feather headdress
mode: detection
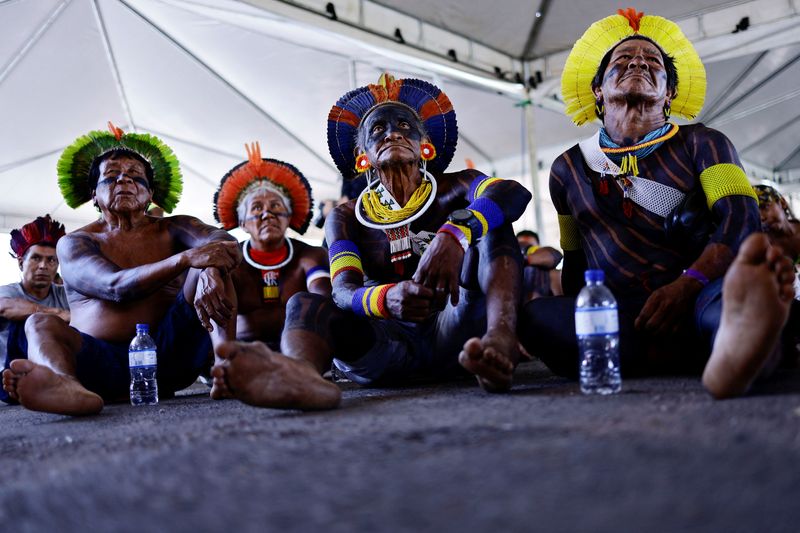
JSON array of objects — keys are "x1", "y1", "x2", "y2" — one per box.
[{"x1": 2, "y1": 123, "x2": 241, "y2": 415}]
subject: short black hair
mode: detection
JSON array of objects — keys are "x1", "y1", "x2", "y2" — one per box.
[
  {"x1": 591, "y1": 36, "x2": 678, "y2": 95},
  {"x1": 516, "y1": 230, "x2": 539, "y2": 241},
  {"x1": 89, "y1": 148, "x2": 153, "y2": 191}
]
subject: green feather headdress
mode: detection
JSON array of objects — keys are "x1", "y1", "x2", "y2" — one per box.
[{"x1": 57, "y1": 122, "x2": 183, "y2": 213}]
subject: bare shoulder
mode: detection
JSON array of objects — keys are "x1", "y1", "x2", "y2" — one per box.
[
  {"x1": 57, "y1": 229, "x2": 100, "y2": 260},
  {"x1": 165, "y1": 214, "x2": 235, "y2": 245},
  {"x1": 442, "y1": 168, "x2": 485, "y2": 188},
  {"x1": 325, "y1": 200, "x2": 358, "y2": 242},
  {"x1": 291, "y1": 238, "x2": 328, "y2": 267}
]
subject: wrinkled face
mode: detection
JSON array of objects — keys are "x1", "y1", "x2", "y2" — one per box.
[
  {"x1": 241, "y1": 190, "x2": 291, "y2": 245},
  {"x1": 594, "y1": 39, "x2": 673, "y2": 107},
  {"x1": 18, "y1": 244, "x2": 59, "y2": 291},
  {"x1": 92, "y1": 155, "x2": 152, "y2": 214},
  {"x1": 759, "y1": 199, "x2": 790, "y2": 233},
  {"x1": 360, "y1": 104, "x2": 425, "y2": 169}
]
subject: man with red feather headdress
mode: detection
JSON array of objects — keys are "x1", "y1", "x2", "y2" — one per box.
[{"x1": 0, "y1": 215, "x2": 70, "y2": 403}]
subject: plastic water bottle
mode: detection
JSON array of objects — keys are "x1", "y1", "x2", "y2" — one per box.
[
  {"x1": 575, "y1": 270, "x2": 621, "y2": 395},
  {"x1": 129, "y1": 323, "x2": 158, "y2": 406}
]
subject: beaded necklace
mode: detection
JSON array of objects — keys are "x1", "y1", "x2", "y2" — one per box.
[
  {"x1": 243, "y1": 239, "x2": 294, "y2": 302},
  {"x1": 355, "y1": 170, "x2": 438, "y2": 262},
  {"x1": 598, "y1": 122, "x2": 679, "y2": 217}
]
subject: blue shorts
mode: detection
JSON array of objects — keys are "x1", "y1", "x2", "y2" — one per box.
[
  {"x1": 333, "y1": 288, "x2": 487, "y2": 386},
  {"x1": 4, "y1": 291, "x2": 211, "y2": 402}
]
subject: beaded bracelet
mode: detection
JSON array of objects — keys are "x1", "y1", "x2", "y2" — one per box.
[
  {"x1": 351, "y1": 283, "x2": 396, "y2": 318},
  {"x1": 682, "y1": 268, "x2": 709, "y2": 287}
]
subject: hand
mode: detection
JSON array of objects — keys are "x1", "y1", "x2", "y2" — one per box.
[
  {"x1": 194, "y1": 268, "x2": 234, "y2": 331},
  {"x1": 413, "y1": 232, "x2": 464, "y2": 310},
  {"x1": 384, "y1": 281, "x2": 435, "y2": 322},
  {"x1": 183, "y1": 241, "x2": 241, "y2": 272},
  {"x1": 635, "y1": 277, "x2": 704, "y2": 335}
]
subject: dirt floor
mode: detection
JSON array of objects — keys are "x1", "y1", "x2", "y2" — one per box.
[{"x1": 1, "y1": 361, "x2": 799, "y2": 533}]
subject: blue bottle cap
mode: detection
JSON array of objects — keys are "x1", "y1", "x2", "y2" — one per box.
[
  {"x1": 136, "y1": 323, "x2": 149, "y2": 332},
  {"x1": 584, "y1": 269, "x2": 604, "y2": 283}
]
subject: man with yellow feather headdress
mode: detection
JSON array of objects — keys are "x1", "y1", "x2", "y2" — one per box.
[{"x1": 520, "y1": 8, "x2": 795, "y2": 398}]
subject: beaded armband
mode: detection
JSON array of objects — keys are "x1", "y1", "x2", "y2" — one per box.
[
  {"x1": 438, "y1": 223, "x2": 470, "y2": 252},
  {"x1": 352, "y1": 283, "x2": 396, "y2": 318},
  {"x1": 699, "y1": 163, "x2": 758, "y2": 209},
  {"x1": 557, "y1": 214, "x2": 582, "y2": 252},
  {"x1": 306, "y1": 265, "x2": 331, "y2": 286},
  {"x1": 329, "y1": 240, "x2": 363, "y2": 280},
  {"x1": 438, "y1": 176, "x2": 506, "y2": 249}
]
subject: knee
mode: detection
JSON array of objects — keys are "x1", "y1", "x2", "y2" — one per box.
[
  {"x1": 24, "y1": 312, "x2": 65, "y2": 336},
  {"x1": 285, "y1": 292, "x2": 333, "y2": 331}
]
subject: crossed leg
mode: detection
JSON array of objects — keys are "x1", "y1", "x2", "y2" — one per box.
[
  {"x1": 2, "y1": 314, "x2": 102, "y2": 415},
  {"x1": 210, "y1": 292, "x2": 343, "y2": 410}
]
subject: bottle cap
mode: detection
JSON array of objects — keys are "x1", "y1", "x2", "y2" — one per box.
[
  {"x1": 136, "y1": 323, "x2": 149, "y2": 332},
  {"x1": 584, "y1": 269, "x2": 604, "y2": 283}
]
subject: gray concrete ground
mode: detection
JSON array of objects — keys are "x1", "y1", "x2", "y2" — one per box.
[{"x1": 1, "y1": 361, "x2": 799, "y2": 533}]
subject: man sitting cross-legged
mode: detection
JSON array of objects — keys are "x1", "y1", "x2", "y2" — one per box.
[
  {"x1": 520, "y1": 9, "x2": 793, "y2": 398},
  {"x1": 211, "y1": 74, "x2": 532, "y2": 409},
  {"x1": 209, "y1": 143, "x2": 330, "y2": 397},
  {"x1": 2, "y1": 123, "x2": 241, "y2": 415}
]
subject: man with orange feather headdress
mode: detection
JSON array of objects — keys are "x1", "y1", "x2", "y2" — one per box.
[{"x1": 209, "y1": 142, "x2": 330, "y2": 398}]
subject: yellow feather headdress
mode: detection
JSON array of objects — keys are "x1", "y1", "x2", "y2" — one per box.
[{"x1": 561, "y1": 8, "x2": 706, "y2": 126}]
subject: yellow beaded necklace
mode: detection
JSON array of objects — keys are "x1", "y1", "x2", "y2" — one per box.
[{"x1": 362, "y1": 179, "x2": 433, "y2": 224}]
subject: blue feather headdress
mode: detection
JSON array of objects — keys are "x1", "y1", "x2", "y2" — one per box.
[{"x1": 327, "y1": 73, "x2": 458, "y2": 180}]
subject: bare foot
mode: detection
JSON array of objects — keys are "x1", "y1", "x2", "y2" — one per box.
[
  {"x1": 2, "y1": 368, "x2": 21, "y2": 402},
  {"x1": 6, "y1": 359, "x2": 103, "y2": 415},
  {"x1": 458, "y1": 325, "x2": 520, "y2": 392},
  {"x1": 211, "y1": 341, "x2": 341, "y2": 410},
  {"x1": 702, "y1": 234, "x2": 795, "y2": 399},
  {"x1": 209, "y1": 355, "x2": 234, "y2": 400}
]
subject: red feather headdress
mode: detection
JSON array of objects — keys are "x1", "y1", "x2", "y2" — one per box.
[
  {"x1": 213, "y1": 142, "x2": 313, "y2": 233},
  {"x1": 10, "y1": 214, "x2": 66, "y2": 258}
]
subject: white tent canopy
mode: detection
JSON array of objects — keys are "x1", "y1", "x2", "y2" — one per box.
[{"x1": 2, "y1": 0, "x2": 800, "y2": 243}]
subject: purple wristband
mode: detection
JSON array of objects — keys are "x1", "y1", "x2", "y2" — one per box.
[{"x1": 682, "y1": 268, "x2": 709, "y2": 286}]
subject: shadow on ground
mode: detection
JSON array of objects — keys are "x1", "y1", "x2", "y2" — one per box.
[{"x1": 1, "y1": 361, "x2": 799, "y2": 532}]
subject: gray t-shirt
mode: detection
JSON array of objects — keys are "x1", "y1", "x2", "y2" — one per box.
[{"x1": 0, "y1": 282, "x2": 69, "y2": 362}]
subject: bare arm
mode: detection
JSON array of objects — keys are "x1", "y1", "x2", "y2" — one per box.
[
  {"x1": 304, "y1": 246, "x2": 332, "y2": 297},
  {"x1": 0, "y1": 297, "x2": 69, "y2": 322},
  {"x1": 416, "y1": 170, "x2": 532, "y2": 307},
  {"x1": 526, "y1": 246, "x2": 563, "y2": 269},
  {"x1": 326, "y1": 205, "x2": 433, "y2": 321},
  {"x1": 58, "y1": 226, "x2": 240, "y2": 303}
]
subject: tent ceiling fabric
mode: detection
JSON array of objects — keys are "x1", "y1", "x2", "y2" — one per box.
[{"x1": 2, "y1": 0, "x2": 800, "y2": 233}]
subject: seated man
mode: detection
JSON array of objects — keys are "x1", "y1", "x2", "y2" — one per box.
[
  {"x1": 520, "y1": 9, "x2": 784, "y2": 398},
  {"x1": 516, "y1": 230, "x2": 563, "y2": 301},
  {"x1": 211, "y1": 74, "x2": 532, "y2": 409},
  {"x1": 0, "y1": 215, "x2": 70, "y2": 402},
  {"x1": 214, "y1": 142, "x2": 330, "y2": 349},
  {"x1": 2, "y1": 123, "x2": 240, "y2": 415},
  {"x1": 754, "y1": 185, "x2": 800, "y2": 276}
]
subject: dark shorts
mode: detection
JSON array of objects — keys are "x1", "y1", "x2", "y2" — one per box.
[
  {"x1": 4, "y1": 291, "x2": 211, "y2": 402},
  {"x1": 333, "y1": 288, "x2": 487, "y2": 385},
  {"x1": 520, "y1": 279, "x2": 724, "y2": 378}
]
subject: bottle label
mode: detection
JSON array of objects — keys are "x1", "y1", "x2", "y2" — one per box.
[
  {"x1": 129, "y1": 350, "x2": 157, "y2": 367},
  {"x1": 575, "y1": 307, "x2": 619, "y2": 335}
]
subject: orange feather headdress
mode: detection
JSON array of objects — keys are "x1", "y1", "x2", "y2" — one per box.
[{"x1": 213, "y1": 142, "x2": 313, "y2": 233}]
